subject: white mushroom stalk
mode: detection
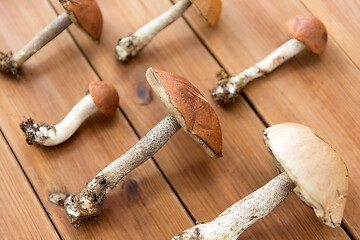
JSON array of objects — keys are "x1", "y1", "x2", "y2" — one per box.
[
  {"x1": 115, "y1": 0, "x2": 192, "y2": 61},
  {"x1": 0, "y1": 12, "x2": 72, "y2": 74},
  {"x1": 20, "y1": 94, "x2": 98, "y2": 146},
  {"x1": 212, "y1": 38, "x2": 305, "y2": 103},
  {"x1": 20, "y1": 81, "x2": 119, "y2": 146},
  {"x1": 212, "y1": 15, "x2": 329, "y2": 104},
  {"x1": 50, "y1": 114, "x2": 181, "y2": 227},
  {"x1": 173, "y1": 172, "x2": 295, "y2": 240},
  {"x1": 49, "y1": 68, "x2": 222, "y2": 227}
]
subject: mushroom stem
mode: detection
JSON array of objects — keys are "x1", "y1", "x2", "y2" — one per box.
[
  {"x1": 211, "y1": 38, "x2": 306, "y2": 103},
  {"x1": 115, "y1": 0, "x2": 192, "y2": 61},
  {"x1": 50, "y1": 114, "x2": 181, "y2": 227},
  {"x1": 0, "y1": 12, "x2": 72, "y2": 74},
  {"x1": 173, "y1": 172, "x2": 295, "y2": 240},
  {"x1": 20, "y1": 94, "x2": 98, "y2": 146}
]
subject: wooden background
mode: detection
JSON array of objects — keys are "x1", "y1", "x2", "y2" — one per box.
[{"x1": 0, "y1": 0, "x2": 358, "y2": 239}]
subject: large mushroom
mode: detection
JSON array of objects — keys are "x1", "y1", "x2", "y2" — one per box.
[
  {"x1": 20, "y1": 81, "x2": 118, "y2": 146},
  {"x1": 0, "y1": 0, "x2": 102, "y2": 75},
  {"x1": 212, "y1": 15, "x2": 327, "y2": 103},
  {"x1": 173, "y1": 123, "x2": 348, "y2": 239},
  {"x1": 49, "y1": 68, "x2": 222, "y2": 227},
  {"x1": 115, "y1": 0, "x2": 221, "y2": 61}
]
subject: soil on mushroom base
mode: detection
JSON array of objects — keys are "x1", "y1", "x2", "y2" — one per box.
[{"x1": 20, "y1": 118, "x2": 56, "y2": 145}]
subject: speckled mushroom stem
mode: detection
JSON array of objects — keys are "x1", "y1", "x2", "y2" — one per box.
[
  {"x1": 212, "y1": 38, "x2": 306, "y2": 103},
  {"x1": 173, "y1": 172, "x2": 295, "y2": 240},
  {"x1": 115, "y1": 0, "x2": 192, "y2": 61},
  {"x1": 20, "y1": 94, "x2": 98, "y2": 146},
  {"x1": 50, "y1": 114, "x2": 181, "y2": 227},
  {"x1": 0, "y1": 12, "x2": 72, "y2": 74}
]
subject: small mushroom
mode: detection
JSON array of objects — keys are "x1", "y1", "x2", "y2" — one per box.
[
  {"x1": 173, "y1": 123, "x2": 348, "y2": 239},
  {"x1": 20, "y1": 81, "x2": 118, "y2": 146},
  {"x1": 115, "y1": 0, "x2": 221, "y2": 61},
  {"x1": 49, "y1": 68, "x2": 222, "y2": 227},
  {"x1": 212, "y1": 15, "x2": 327, "y2": 104},
  {"x1": 0, "y1": 0, "x2": 102, "y2": 75}
]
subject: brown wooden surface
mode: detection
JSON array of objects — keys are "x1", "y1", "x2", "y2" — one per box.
[
  {"x1": 0, "y1": 132, "x2": 59, "y2": 239},
  {"x1": 0, "y1": 0, "x2": 357, "y2": 239}
]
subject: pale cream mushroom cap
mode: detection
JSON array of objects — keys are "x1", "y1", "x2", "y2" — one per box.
[{"x1": 263, "y1": 123, "x2": 348, "y2": 228}]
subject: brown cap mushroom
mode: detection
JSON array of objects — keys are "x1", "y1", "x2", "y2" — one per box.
[
  {"x1": 147, "y1": 68, "x2": 222, "y2": 158},
  {"x1": 49, "y1": 68, "x2": 222, "y2": 227},
  {"x1": 60, "y1": 0, "x2": 103, "y2": 41},
  {"x1": 212, "y1": 15, "x2": 327, "y2": 104},
  {"x1": 287, "y1": 15, "x2": 327, "y2": 55},
  {"x1": 89, "y1": 81, "x2": 119, "y2": 117},
  {"x1": 20, "y1": 81, "x2": 119, "y2": 146},
  {"x1": 264, "y1": 122, "x2": 348, "y2": 227},
  {"x1": 115, "y1": 0, "x2": 222, "y2": 61},
  {"x1": 191, "y1": 0, "x2": 222, "y2": 27},
  {"x1": 173, "y1": 123, "x2": 348, "y2": 239}
]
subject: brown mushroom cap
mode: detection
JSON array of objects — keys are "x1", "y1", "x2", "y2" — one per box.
[
  {"x1": 146, "y1": 68, "x2": 222, "y2": 158},
  {"x1": 286, "y1": 15, "x2": 327, "y2": 55},
  {"x1": 190, "y1": 0, "x2": 222, "y2": 27},
  {"x1": 60, "y1": 0, "x2": 103, "y2": 41},
  {"x1": 263, "y1": 123, "x2": 348, "y2": 228},
  {"x1": 89, "y1": 81, "x2": 119, "y2": 117}
]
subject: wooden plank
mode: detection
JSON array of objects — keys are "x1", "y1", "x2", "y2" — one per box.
[
  {"x1": 49, "y1": 0, "x2": 350, "y2": 238},
  {"x1": 181, "y1": 0, "x2": 360, "y2": 238},
  {"x1": 299, "y1": 0, "x2": 360, "y2": 68},
  {"x1": 0, "y1": 133, "x2": 59, "y2": 239},
  {"x1": 0, "y1": 0, "x2": 193, "y2": 239}
]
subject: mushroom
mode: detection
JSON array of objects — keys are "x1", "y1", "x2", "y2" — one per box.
[
  {"x1": 212, "y1": 15, "x2": 327, "y2": 104},
  {"x1": 173, "y1": 123, "x2": 348, "y2": 239},
  {"x1": 115, "y1": 0, "x2": 221, "y2": 61},
  {"x1": 0, "y1": 0, "x2": 102, "y2": 75},
  {"x1": 49, "y1": 68, "x2": 222, "y2": 227},
  {"x1": 20, "y1": 81, "x2": 118, "y2": 146}
]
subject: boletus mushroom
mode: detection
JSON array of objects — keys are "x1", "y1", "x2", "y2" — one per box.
[
  {"x1": 20, "y1": 81, "x2": 118, "y2": 146},
  {"x1": 0, "y1": 0, "x2": 102, "y2": 75},
  {"x1": 212, "y1": 15, "x2": 327, "y2": 104},
  {"x1": 49, "y1": 68, "x2": 222, "y2": 227},
  {"x1": 173, "y1": 123, "x2": 348, "y2": 239},
  {"x1": 115, "y1": 0, "x2": 221, "y2": 61}
]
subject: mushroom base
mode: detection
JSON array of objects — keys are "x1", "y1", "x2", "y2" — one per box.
[
  {"x1": 20, "y1": 118, "x2": 56, "y2": 145},
  {"x1": 50, "y1": 175, "x2": 116, "y2": 228},
  {"x1": 0, "y1": 52, "x2": 18, "y2": 75},
  {"x1": 115, "y1": 35, "x2": 144, "y2": 62},
  {"x1": 211, "y1": 66, "x2": 265, "y2": 104}
]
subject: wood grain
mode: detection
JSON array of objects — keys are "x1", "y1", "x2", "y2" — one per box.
[
  {"x1": 0, "y1": 133, "x2": 59, "y2": 239},
  {"x1": 48, "y1": 0, "x2": 351, "y2": 238},
  {"x1": 182, "y1": 0, "x2": 360, "y2": 238},
  {"x1": 0, "y1": 0, "x2": 193, "y2": 239}
]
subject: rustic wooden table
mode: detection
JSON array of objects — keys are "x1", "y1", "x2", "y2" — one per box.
[{"x1": 0, "y1": 0, "x2": 359, "y2": 239}]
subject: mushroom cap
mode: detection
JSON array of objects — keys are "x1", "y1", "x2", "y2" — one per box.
[
  {"x1": 146, "y1": 68, "x2": 222, "y2": 158},
  {"x1": 286, "y1": 15, "x2": 327, "y2": 55},
  {"x1": 60, "y1": 0, "x2": 103, "y2": 41},
  {"x1": 88, "y1": 81, "x2": 119, "y2": 117},
  {"x1": 190, "y1": 0, "x2": 222, "y2": 27},
  {"x1": 263, "y1": 123, "x2": 348, "y2": 228}
]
